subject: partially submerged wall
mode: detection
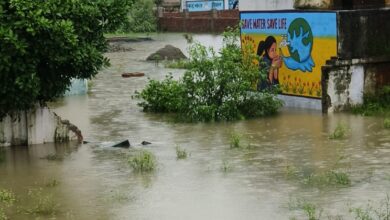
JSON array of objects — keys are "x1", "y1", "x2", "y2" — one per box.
[
  {"x1": 321, "y1": 9, "x2": 390, "y2": 112},
  {"x1": 322, "y1": 57, "x2": 390, "y2": 113},
  {"x1": 0, "y1": 106, "x2": 83, "y2": 146}
]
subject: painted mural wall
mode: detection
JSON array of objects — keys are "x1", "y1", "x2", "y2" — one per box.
[{"x1": 240, "y1": 11, "x2": 337, "y2": 98}]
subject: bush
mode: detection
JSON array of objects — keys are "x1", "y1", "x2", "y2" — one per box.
[
  {"x1": 0, "y1": 0, "x2": 132, "y2": 117},
  {"x1": 137, "y1": 27, "x2": 283, "y2": 122},
  {"x1": 175, "y1": 146, "x2": 188, "y2": 159},
  {"x1": 129, "y1": 150, "x2": 157, "y2": 172},
  {"x1": 384, "y1": 118, "x2": 390, "y2": 129},
  {"x1": 351, "y1": 85, "x2": 390, "y2": 116},
  {"x1": 120, "y1": 0, "x2": 156, "y2": 33},
  {"x1": 329, "y1": 123, "x2": 348, "y2": 139}
]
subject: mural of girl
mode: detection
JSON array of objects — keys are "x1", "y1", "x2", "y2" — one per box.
[{"x1": 256, "y1": 36, "x2": 283, "y2": 91}]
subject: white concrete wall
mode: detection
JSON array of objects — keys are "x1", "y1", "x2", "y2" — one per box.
[
  {"x1": 27, "y1": 107, "x2": 57, "y2": 145},
  {"x1": 277, "y1": 95, "x2": 322, "y2": 110},
  {"x1": 239, "y1": 0, "x2": 294, "y2": 11},
  {"x1": 326, "y1": 64, "x2": 365, "y2": 113},
  {"x1": 0, "y1": 106, "x2": 82, "y2": 146}
]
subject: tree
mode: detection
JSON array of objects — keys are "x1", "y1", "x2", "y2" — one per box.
[{"x1": 0, "y1": 0, "x2": 133, "y2": 117}]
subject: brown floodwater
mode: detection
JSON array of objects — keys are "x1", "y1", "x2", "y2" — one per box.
[{"x1": 0, "y1": 33, "x2": 389, "y2": 220}]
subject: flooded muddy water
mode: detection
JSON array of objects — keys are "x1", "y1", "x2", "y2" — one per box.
[{"x1": 1, "y1": 33, "x2": 389, "y2": 220}]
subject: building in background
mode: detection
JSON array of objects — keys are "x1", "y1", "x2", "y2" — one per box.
[
  {"x1": 180, "y1": 0, "x2": 237, "y2": 11},
  {"x1": 240, "y1": 0, "x2": 390, "y2": 112}
]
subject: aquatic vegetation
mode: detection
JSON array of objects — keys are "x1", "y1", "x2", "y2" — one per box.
[
  {"x1": 229, "y1": 132, "x2": 242, "y2": 149},
  {"x1": 384, "y1": 118, "x2": 390, "y2": 129},
  {"x1": 0, "y1": 149, "x2": 4, "y2": 163},
  {"x1": 137, "y1": 27, "x2": 283, "y2": 122},
  {"x1": 289, "y1": 198, "x2": 322, "y2": 220},
  {"x1": 283, "y1": 163, "x2": 351, "y2": 187},
  {"x1": 42, "y1": 154, "x2": 64, "y2": 161},
  {"x1": 175, "y1": 146, "x2": 188, "y2": 160},
  {"x1": 303, "y1": 170, "x2": 351, "y2": 187},
  {"x1": 0, "y1": 209, "x2": 6, "y2": 220},
  {"x1": 0, "y1": 189, "x2": 15, "y2": 207},
  {"x1": 24, "y1": 188, "x2": 58, "y2": 216},
  {"x1": 350, "y1": 194, "x2": 390, "y2": 220},
  {"x1": 221, "y1": 161, "x2": 233, "y2": 173},
  {"x1": 0, "y1": 189, "x2": 15, "y2": 220},
  {"x1": 351, "y1": 85, "x2": 390, "y2": 116},
  {"x1": 284, "y1": 164, "x2": 300, "y2": 179},
  {"x1": 164, "y1": 59, "x2": 192, "y2": 69},
  {"x1": 129, "y1": 150, "x2": 157, "y2": 172},
  {"x1": 329, "y1": 123, "x2": 348, "y2": 140},
  {"x1": 44, "y1": 179, "x2": 60, "y2": 188}
]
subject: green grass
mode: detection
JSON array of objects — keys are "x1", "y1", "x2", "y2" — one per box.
[
  {"x1": 24, "y1": 188, "x2": 58, "y2": 216},
  {"x1": 350, "y1": 194, "x2": 390, "y2": 220},
  {"x1": 128, "y1": 150, "x2": 157, "y2": 173},
  {"x1": 229, "y1": 132, "x2": 242, "y2": 149},
  {"x1": 221, "y1": 161, "x2": 233, "y2": 173},
  {"x1": 329, "y1": 123, "x2": 348, "y2": 140},
  {"x1": 351, "y1": 85, "x2": 390, "y2": 116},
  {"x1": 289, "y1": 198, "x2": 322, "y2": 220},
  {"x1": 0, "y1": 189, "x2": 15, "y2": 207},
  {"x1": 384, "y1": 118, "x2": 390, "y2": 129},
  {"x1": 283, "y1": 163, "x2": 351, "y2": 187},
  {"x1": 164, "y1": 59, "x2": 192, "y2": 69},
  {"x1": 175, "y1": 145, "x2": 188, "y2": 160},
  {"x1": 303, "y1": 170, "x2": 351, "y2": 187}
]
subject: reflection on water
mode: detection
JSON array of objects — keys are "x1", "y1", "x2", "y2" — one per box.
[{"x1": 1, "y1": 33, "x2": 390, "y2": 219}]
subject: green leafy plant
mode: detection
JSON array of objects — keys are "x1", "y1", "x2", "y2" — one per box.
[
  {"x1": 289, "y1": 198, "x2": 322, "y2": 220},
  {"x1": 303, "y1": 170, "x2": 351, "y2": 187},
  {"x1": 0, "y1": 189, "x2": 15, "y2": 220},
  {"x1": 164, "y1": 59, "x2": 193, "y2": 69},
  {"x1": 229, "y1": 132, "x2": 242, "y2": 149},
  {"x1": 221, "y1": 160, "x2": 233, "y2": 173},
  {"x1": 129, "y1": 150, "x2": 157, "y2": 172},
  {"x1": 0, "y1": 0, "x2": 132, "y2": 117},
  {"x1": 329, "y1": 123, "x2": 348, "y2": 140},
  {"x1": 384, "y1": 118, "x2": 390, "y2": 129},
  {"x1": 176, "y1": 145, "x2": 188, "y2": 160},
  {"x1": 137, "y1": 27, "x2": 283, "y2": 122},
  {"x1": 122, "y1": 0, "x2": 157, "y2": 33},
  {"x1": 0, "y1": 189, "x2": 15, "y2": 207},
  {"x1": 24, "y1": 188, "x2": 58, "y2": 216},
  {"x1": 351, "y1": 85, "x2": 390, "y2": 116},
  {"x1": 350, "y1": 194, "x2": 390, "y2": 220}
]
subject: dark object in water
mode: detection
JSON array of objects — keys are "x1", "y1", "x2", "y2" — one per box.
[
  {"x1": 111, "y1": 140, "x2": 131, "y2": 148},
  {"x1": 83, "y1": 141, "x2": 90, "y2": 144},
  {"x1": 141, "y1": 141, "x2": 151, "y2": 145},
  {"x1": 146, "y1": 45, "x2": 187, "y2": 61},
  {"x1": 122, "y1": 72, "x2": 145, "y2": 78}
]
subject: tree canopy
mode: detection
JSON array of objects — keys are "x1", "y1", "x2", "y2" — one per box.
[{"x1": 0, "y1": 0, "x2": 133, "y2": 117}]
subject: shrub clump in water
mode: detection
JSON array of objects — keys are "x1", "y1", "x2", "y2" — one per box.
[
  {"x1": 129, "y1": 150, "x2": 157, "y2": 172},
  {"x1": 175, "y1": 146, "x2": 188, "y2": 160},
  {"x1": 351, "y1": 85, "x2": 390, "y2": 116},
  {"x1": 384, "y1": 118, "x2": 390, "y2": 129},
  {"x1": 136, "y1": 27, "x2": 283, "y2": 122},
  {"x1": 329, "y1": 123, "x2": 348, "y2": 140}
]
